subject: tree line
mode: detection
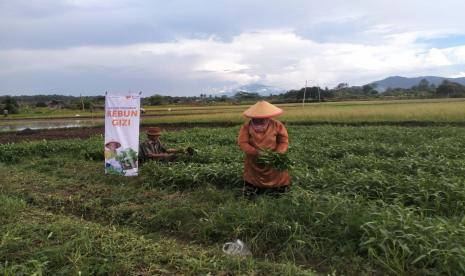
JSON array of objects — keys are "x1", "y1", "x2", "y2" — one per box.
[{"x1": 2, "y1": 79, "x2": 465, "y2": 113}]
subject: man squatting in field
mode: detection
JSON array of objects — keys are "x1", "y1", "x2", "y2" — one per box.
[
  {"x1": 139, "y1": 127, "x2": 194, "y2": 163},
  {"x1": 238, "y1": 101, "x2": 291, "y2": 196}
]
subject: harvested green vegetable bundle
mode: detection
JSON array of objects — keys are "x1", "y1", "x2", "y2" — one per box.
[{"x1": 256, "y1": 149, "x2": 294, "y2": 171}]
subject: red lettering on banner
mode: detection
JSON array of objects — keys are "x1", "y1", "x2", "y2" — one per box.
[
  {"x1": 107, "y1": 110, "x2": 139, "y2": 117},
  {"x1": 112, "y1": 119, "x2": 131, "y2": 126}
]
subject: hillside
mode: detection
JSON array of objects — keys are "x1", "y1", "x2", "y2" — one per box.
[{"x1": 371, "y1": 76, "x2": 465, "y2": 91}]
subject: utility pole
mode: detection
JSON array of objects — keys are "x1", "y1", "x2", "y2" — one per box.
[
  {"x1": 317, "y1": 86, "x2": 321, "y2": 102},
  {"x1": 302, "y1": 80, "x2": 307, "y2": 107},
  {"x1": 80, "y1": 94, "x2": 85, "y2": 111}
]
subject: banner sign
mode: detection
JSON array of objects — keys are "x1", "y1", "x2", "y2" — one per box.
[{"x1": 104, "y1": 94, "x2": 141, "y2": 176}]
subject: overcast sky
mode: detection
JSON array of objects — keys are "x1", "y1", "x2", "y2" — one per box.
[{"x1": 1, "y1": 0, "x2": 465, "y2": 96}]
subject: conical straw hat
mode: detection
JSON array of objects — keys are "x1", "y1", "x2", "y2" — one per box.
[
  {"x1": 242, "y1": 101, "x2": 283, "y2": 118},
  {"x1": 105, "y1": 139, "x2": 121, "y2": 149}
]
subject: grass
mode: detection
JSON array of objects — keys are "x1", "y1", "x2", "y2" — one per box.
[
  {"x1": 1, "y1": 198, "x2": 310, "y2": 275},
  {"x1": 2, "y1": 126, "x2": 465, "y2": 274},
  {"x1": 2, "y1": 99, "x2": 465, "y2": 134},
  {"x1": 140, "y1": 99, "x2": 465, "y2": 125},
  {"x1": 3, "y1": 98, "x2": 465, "y2": 123}
]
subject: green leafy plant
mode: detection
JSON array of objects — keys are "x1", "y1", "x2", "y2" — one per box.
[
  {"x1": 115, "y1": 148, "x2": 138, "y2": 170},
  {"x1": 257, "y1": 149, "x2": 294, "y2": 171},
  {"x1": 3, "y1": 126, "x2": 465, "y2": 275}
]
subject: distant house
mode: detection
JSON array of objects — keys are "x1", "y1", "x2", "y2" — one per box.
[{"x1": 47, "y1": 100, "x2": 65, "y2": 109}]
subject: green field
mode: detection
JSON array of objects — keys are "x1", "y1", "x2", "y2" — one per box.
[
  {"x1": 141, "y1": 98, "x2": 465, "y2": 125},
  {"x1": 2, "y1": 126, "x2": 465, "y2": 275},
  {"x1": 3, "y1": 98, "x2": 465, "y2": 125}
]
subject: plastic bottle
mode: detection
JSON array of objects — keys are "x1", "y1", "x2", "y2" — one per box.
[{"x1": 222, "y1": 239, "x2": 252, "y2": 256}]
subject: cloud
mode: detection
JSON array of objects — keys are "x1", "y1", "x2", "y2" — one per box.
[
  {"x1": 2, "y1": 28, "x2": 465, "y2": 95},
  {"x1": 448, "y1": 71, "x2": 465, "y2": 78},
  {"x1": 1, "y1": 0, "x2": 465, "y2": 95},
  {"x1": 2, "y1": 0, "x2": 465, "y2": 48}
]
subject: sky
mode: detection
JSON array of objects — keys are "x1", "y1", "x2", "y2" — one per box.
[{"x1": 1, "y1": 0, "x2": 465, "y2": 96}]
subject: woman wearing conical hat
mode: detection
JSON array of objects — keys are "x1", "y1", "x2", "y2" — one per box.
[
  {"x1": 237, "y1": 101, "x2": 290, "y2": 195},
  {"x1": 104, "y1": 139, "x2": 124, "y2": 175},
  {"x1": 104, "y1": 139, "x2": 121, "y2": 160}
]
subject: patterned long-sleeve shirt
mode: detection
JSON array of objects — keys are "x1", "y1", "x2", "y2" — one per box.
[{"x1": 139, "y1": 138, "x2": 167, "y2": 162}]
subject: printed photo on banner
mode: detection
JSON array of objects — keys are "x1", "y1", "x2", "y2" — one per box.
[{"x1": 104, "y1": 94, "x2": 141, "y2": 176}]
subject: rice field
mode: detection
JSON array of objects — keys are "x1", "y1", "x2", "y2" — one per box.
[
  {"x1": 141, "y1": 99, "x2": 465, "y2": 125},
  {"x1": 3, "y1": 98, "x2": 465, "y2": 125}
]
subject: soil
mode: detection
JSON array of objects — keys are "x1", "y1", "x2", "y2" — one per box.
[
  {"x1": 0, "y1": 127, "x2": 103, "y2": 144},
  {"x1": 0, "y1": 123, "x2": 238, "y2": 144},
  {"x1": 2, "y1": 120, "x2": 464, "y2": 144}
]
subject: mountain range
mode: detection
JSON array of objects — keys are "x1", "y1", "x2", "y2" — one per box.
[
  {"x1": 214, "y1": 75, "x2": 465, "y2": 97},
  {"x1": 215, "y1": 83, "x2": 286, "y2": 97},
  {"x1": 371, "y1": 76, "x2": 465, "y2": 92}
]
